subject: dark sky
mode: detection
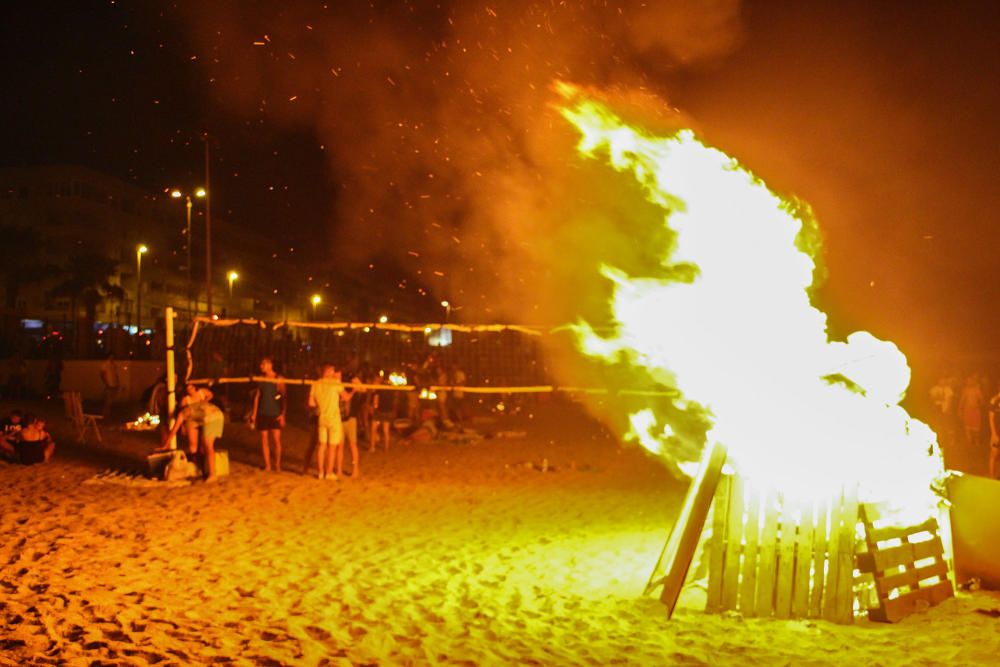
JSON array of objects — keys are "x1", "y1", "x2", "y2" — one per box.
[{"x1": 2, "y1": 0, "x2": 996, "y2": 368}]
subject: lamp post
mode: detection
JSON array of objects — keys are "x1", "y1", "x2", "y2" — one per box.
[
  {"x1": 136, "y1": 244, "x2": 148, "y2": 332},
  {"x1": 311, "y1": 294, "x2": 322, "y2": 320},
  {"x1": 171, "y1": 187, "x2": 205, "y2": 317},
  {"x1": 203, "y1": 134, "x2": 213, "y2": 318},
  {"x1": 441, "y1": 300, "x2": 451, "y2": 323},
  {"x1": 227, "y1": 271, "x2": 239, "y2": 317}
]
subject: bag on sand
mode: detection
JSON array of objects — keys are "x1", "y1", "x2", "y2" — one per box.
[{"x1": 164, "y1": 450, "x2": 199, "y2": 481}]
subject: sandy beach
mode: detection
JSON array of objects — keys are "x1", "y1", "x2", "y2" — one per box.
[{"x1": 1, "y1": 399, "x2": 999, "y2": 666}]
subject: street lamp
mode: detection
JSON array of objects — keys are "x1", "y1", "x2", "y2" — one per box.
[
  {"x1": 171, "y1": 187, "x2": 206, "y2": 317},
  {"x1": 136, "y1": 244, "x2": 148, "y2": 332},
  {"x1": 227, "y1": 270, "x2": 239, "y2": 317},
  {"x1": 311, "y1": 294, "x2": 321, "y2": 319},
  {"x1": 441, "y1": 300, "x2": 451, "y2": 322}
]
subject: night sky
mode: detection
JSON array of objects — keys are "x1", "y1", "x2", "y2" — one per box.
[{"x1": 2, "y1": 0, "x2": 997, "y2": 369}]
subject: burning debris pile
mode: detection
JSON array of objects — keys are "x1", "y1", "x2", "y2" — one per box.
[{"x1": 125, "y1": 412, "x2": 161, "y2": 432}]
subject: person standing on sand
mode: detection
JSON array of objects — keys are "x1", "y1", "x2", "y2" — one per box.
[
  {"x1": 251, "y1": 357, "x2": 286, "y2": 472},
  {"x1": 958, "y1": 375, "x2": 985, "y2": 448},
  {"x1": 929, "y1": 376, "x2": 956, "y2": 448},
  {"x1": 340, "y1": 372, "x2": 364, "y2": 478},
  {"x1": 989, "y1": 388, "x2": 1000, "y2": 479},
  {"x1": 100, "y1": 353, "x2": 120, "y2": 418},
  {"x1": 308, "y1": 364, "x2": 345, "y2": 479},
  {"x1": 449, "y1": 362, "x2": 467, "y2": 426},
  {"x1": 369, "y1": 373, "x2": 393, "y2": 453},
  {"x1": 180, "y1": 383, "x2": 213, "y2": 455}
]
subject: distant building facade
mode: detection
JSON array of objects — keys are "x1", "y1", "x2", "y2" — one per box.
[{"x1": 0, "y1": 165, "x2": 308, "y2": 354}]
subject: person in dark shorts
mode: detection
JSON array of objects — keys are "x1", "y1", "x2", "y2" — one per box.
[
  {"x1": 340, "y1": 372, "x2": 365, "y2": 477},
  {"x1": 0, "y1": 415, "x2": 55, "y2": 464},
  {"x1": 250, "y1": 357, "x2": 286, "y2": 471},
  {"x1": 369, "y1": 373, "x2": 395, "y2": 453}
]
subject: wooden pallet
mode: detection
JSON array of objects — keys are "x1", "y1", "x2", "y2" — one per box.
[
  {"x1": 857, "y1": 503, "x2": 953, "y2": 622},
  {"x1": 706, "y1": 476, "x2": 859, "y2": 623}
]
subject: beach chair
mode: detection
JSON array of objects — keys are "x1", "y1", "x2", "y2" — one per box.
[{"x1": 63, "y1": 391, "x2": 103, "y2": 444}]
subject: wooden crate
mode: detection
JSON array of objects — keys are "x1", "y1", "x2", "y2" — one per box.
[
  {"x1": 706, "y1": 475, "x2": 858, "y2": 623},
  {"x1": 856, "y1": 503, "x2": 953, "y2": 623}
]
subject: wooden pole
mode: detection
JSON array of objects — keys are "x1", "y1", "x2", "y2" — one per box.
[
  {"x1": 204, "y1": 134, "x2": 213, "y2": 317},
  {"x1": 645, "y1": 441, "x2": 728, "y2": 618},
  {"x1": 165, "y1": 306, "x2": 177, "y2": 450}
]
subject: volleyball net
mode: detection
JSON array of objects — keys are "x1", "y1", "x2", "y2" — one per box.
[{"x1": 183, "y1": 316, "x2": 676, "y2": 398}]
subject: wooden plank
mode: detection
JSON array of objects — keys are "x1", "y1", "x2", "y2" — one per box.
[
  {"x1": 652, "y1": 442, "x2": 729, "y2": 618},
  {"x1": 809, "y1": 500, "x2": 829, "y2": 618},
  {"x1": 874, "y1": 559, "x2": 949, "y2": 598},
  {"x1": 721, "y1": 475, "x2": 745, "y2": 611},
  {"x1": 754, "y1": 490, "x2": 780, "y2": 618},
  {"x1": 857, "y1": 539, "x2": 944, "y2": 573},
  {"x1": 738, "y1": 481, "x2": 761, "y2": 615},
  {"x1": 705, "y1": 475, "x2": 730, "y2": 613},
  {"x1": 774, "y1": 497, "x2": 797, "y2": 618},
  {"x1": 872, "y1": 580, "x2": 954, "y2": 623},
  {"x1": 822, "y1": 488, "x2": 845, "y2": 622},
  {"x1": 792, "y1": 499, "x2": 815, "y2": 618},
  {"x1": 834, "y1": 485, "x2": 859, "y2": 624},
  {"x1": 868, "y1": 518, "x2": 939, "y2": 545}
]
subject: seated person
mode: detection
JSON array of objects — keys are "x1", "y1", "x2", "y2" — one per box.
[
  {"x1": 1, "y1": 415, "x2": 55, "y2": 464},
  {"x1": 1, "y1": 409, "x2": 23, "y2": 440}
]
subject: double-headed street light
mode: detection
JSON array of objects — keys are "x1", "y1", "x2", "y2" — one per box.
[
  {"x1": 136, "y1": 244, "x2": 148, "y2": 332},
  {"x1": 170, "y1": 188, "x2": 206, "y2": 316}
]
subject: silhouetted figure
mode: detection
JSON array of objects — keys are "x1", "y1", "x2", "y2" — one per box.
[
  {"x1": 100, "y1": 353, "x2": 120, "y2": 418},
  {"x1": 251, "y1": 357, "x2": 286, "y2": 471}
]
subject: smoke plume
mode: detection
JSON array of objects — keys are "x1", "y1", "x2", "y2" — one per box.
[{"x1": 182, "y1": 0, "x2": 744, "y2": 324}]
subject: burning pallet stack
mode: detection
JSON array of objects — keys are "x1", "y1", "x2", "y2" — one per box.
[
  {"x1": 647, "y1": 443, "x2": 953, "y2": 625},
  {"x1": 705, "y1": 475, "x2": 859, "y2": 623},
  {"x1": 856, "y1": 503, "x2": 953, "y2": 622}
]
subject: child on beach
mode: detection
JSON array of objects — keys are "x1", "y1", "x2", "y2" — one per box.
[{"x1": 308, "y1": 364, "x2": 344, "y2": 479}]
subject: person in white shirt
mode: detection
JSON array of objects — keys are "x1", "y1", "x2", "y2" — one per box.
[{"x1": 308, "y1": 364, "x2": 345, "y2": 480}]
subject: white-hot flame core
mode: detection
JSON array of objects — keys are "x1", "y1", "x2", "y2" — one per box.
[{"x1": 559, "y1": 89, "x2": 943, "y2": 513}]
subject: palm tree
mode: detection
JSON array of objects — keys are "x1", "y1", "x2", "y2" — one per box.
[{"x1": 53, "y1": 253, "x2": 125, "y2": 357}]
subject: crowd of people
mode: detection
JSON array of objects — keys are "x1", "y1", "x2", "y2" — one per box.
[
  {"x1": 151, "y1": 354, "x2": 470, "y2": 482},
  {"x1": 929, "y1": 374, "x2": 1000, "y2": 479},
  {"x1": 0, "y1": 409, "x2": 56, "y2": 465}
]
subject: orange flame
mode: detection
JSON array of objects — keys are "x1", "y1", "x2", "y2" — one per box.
[{"x1": 557, "y1": 84, "x2": 943, "y2": 516}]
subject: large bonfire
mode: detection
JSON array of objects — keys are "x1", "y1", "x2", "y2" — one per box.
[{"x1": 556, "y1": 83, "x2": 944, "y2": 520}]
